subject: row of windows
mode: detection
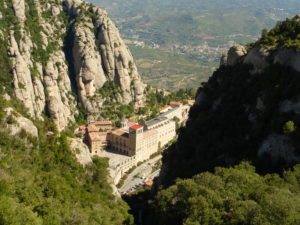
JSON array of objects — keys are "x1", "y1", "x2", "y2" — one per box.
[
  {"x1": 150, "y1": 122, "x2": 170, "y2": 130},
  {"x1": 159, "y1": 129, "x2": 175, "y2": 138},
  {"x1": 116, "y1": 141, "x2": 127, "y2": 147},
  {"x1": 111, "y1": 146, "x2": 129, "y2": 155}
]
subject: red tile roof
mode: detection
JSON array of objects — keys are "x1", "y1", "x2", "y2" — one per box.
[
  {"x1": 74, "y1": 126, "x2": 86, "y2": 135},
  {"x1": 114, "y1": 129, "x2": 127, "y2": 136},
  {"x1": 170, "y1": 101, "x2": 182, "y2": 106},
  {"x1": 91, "y1": 121, "x2": 112, "y2": 126},
  {"x1": 159, "y1": 105, "x2": 170, "y2": 112},
  {"x1": 88, "y1": 132, "x2": 108, "y2": 142},
  {"x1": 130, "y1": 124, "x2": 143, "y2": 130},
  {"x1": 87, "y1": 125, "x2": 98, "y2": 133},
  {"x1": 88, "y1": 132, "x2": 101, "y2": 141},
  {"x1": 144, "y1": 179, "x2": 153, "y2": 186}
]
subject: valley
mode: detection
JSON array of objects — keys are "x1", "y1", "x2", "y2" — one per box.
[
  {"x1": 128, "y1": 44, "x2": 217, "y2": 89},
  {"x1": 88, "y1": 0, "x2": 300, "y2": 89}
]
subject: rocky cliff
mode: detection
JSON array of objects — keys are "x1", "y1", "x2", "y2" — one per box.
[
  {"x1": 0, "y1": 0, "x2": 144, "y2": 130},
  {"x1": 159, "y1": 14, "x2": 300, "y2": 186}
]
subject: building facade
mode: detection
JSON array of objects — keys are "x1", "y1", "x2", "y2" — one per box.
[
  {"x1": 84, "y1": 103, "x2": 191, "y2": 164},
  {"x1": 87, "y1": 131, "x2": 108, "y2": 154},
  {"x1": 107, "y1": 123, "x2": 159, "y2": 163},
  {"x1": 145, "y1": 116, "x2": 176, "y2": 147}
]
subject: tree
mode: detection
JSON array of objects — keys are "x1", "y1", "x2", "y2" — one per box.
[{"x1": 283, "y1": 120, "x2": 296, "y2": 134}]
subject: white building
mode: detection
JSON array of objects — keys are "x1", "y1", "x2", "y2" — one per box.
[
  {"x1": 159, "y1": 103, "x2": 190, "y2": 123},
  {"x1": 145, "y1": 116, "x2": 176, "y2": 147}
]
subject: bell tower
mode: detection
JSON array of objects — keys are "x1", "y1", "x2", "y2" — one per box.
[
  {"x1": 129, "y1": 125, "x2": 144, "y2": 161},
  {"x1": 121, "y1": 116, "x2": 128, "y2": 129}
]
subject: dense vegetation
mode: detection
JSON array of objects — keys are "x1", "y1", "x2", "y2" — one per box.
[
  {"x1": 0, "y1": 1, "x2": 18, "y2": 95},
  {"x1": 3, "y1": 1, "x2": 300, "y2": 224},
  {"x1": 138, "y1": 86, "x2": 196, "y2": 120},
  {"x1": 147, "y1": 162, "x2": 300, "y2": 225},
  {"x1": 94, "y1": 82, "x2": 196, "y2": 123},
  {"x1": 0, "y1": 111, "x2": 133, "y2": 224},
  {"x1": 253, "y1": 15, "x2": 300, "y2": 50}
]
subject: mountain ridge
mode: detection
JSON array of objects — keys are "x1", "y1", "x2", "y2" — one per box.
[
  {"x1": 158, "y1": 14, "x2": 300, "y2": 187},
  {"x1": 0, "y1": 0, "x2": 145, "y2": 130}
]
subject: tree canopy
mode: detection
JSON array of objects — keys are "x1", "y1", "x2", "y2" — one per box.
[{"x1": 150, "y1": 162, "x2": 300, "y2": 225}]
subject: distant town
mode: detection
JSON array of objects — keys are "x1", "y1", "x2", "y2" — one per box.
[{"x1": 75, "y1": 100, "x2": 194, "y2": 185}]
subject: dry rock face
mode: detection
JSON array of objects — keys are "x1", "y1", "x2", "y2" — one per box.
[
  {"x1": 223, "y1": 45, "x2": 247, "y2": 66},
  {"x1": 0, "y1": 0, "x2": 145, "y2": 130},
  {"x1": 12, "y1": 0, "x2": 26, "y2": 20},
  {"x1": 69, "y1": 138, "x2": 92, "y2": 166},
  {"x1": 69, "y1": 1, "x2": 145, "y2": 112},
  {"x1": 1, "y1": 108, "x2": 38, "y2": 137},
  {"x1": 222, "y1": 43, "x2": 300, "y2": 74}
]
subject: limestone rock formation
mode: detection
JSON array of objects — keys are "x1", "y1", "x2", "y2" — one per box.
[
  {"x1": 1, "y1": 108, "x2": 38, "y2": 137},
  {"x1": 220, "y1": 53, "x2": 228, "y2": 66},
  {"x1": 68, "y1": 1, "x2": 145, "y2": 112},
  {"x1": 225, "y1": 45, "x2": 247, "y2": 66},
  {"x1": 69, "y1": 138, "x2": 92, "y2": 166},
  {"x1": 12, "y1": 0, "x2": 26, "y2": 20},
  {"x1": 0, "y1": 0, "x2": 145, "y2": 130},
  {"x1": 243, "y1": 46, "x2": 270, "y2": 73},
  {"x1": 222, "y1": 42, "x2": 300, "y2": 75}
]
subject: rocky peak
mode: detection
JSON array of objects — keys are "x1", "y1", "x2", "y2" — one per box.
[
  {"x1": 221, "y1": 14, "x2": 300, "y2": 74},
  {"x1": 0, "y1": 0, "x2": 145, "y2": 130},
  {"x1": 221, "y1": 44, "x2": 247, "y2": 66}
]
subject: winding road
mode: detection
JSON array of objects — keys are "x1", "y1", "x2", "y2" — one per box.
[{"x1": 120, "y1": 155, "x2": 162, "y2": 193}]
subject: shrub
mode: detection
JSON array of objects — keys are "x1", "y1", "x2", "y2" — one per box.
[{"x1": 283, "y1": 120, "x2": 297, "y2": 134}]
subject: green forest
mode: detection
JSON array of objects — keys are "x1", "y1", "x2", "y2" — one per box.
[
  {"x1": 0, "y1": 107, "x2": 133, "y2": 224},
  {"x1": 149, "y1": 162, "x2": 300, "y2": 225}
]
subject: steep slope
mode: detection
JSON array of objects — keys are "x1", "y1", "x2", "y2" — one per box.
[
  {"x1": 0, "y1": 0, "x2": 144, "y2": 130},
  {"x1": 0, "y1": 111, "x2": 133, "y2": 224},
  {"x1": 159, "y1": 14, "x2": 300, "y2": 186},
  {"x1": 0, "y1": 0, "x2": 142, "y2": 223}
]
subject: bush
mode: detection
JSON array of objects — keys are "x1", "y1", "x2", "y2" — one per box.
[
  {"x1": 283, "y1": 120, "x2": 297, "y2": 134},
  {"x1": 254, "y1": 16, "x2": 300, "y2": 50}
]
